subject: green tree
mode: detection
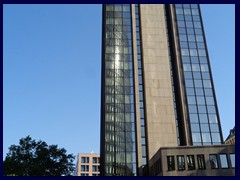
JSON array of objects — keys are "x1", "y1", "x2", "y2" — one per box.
[{"x1": 3, "y1": 136, "x2": 75, "y2": 176}]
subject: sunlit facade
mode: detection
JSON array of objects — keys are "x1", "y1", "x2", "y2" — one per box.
[{"x1": 100, "y1": 4, "x2": 224, "y2": 176}]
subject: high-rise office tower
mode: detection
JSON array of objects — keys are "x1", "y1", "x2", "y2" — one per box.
[{"x1": 100, "y1": 4, "x2": 224, "y2": 176}]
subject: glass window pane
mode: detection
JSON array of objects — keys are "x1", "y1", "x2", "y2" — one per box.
[
  {"x1": 202, "y1": 72, "x2": 210, "y2": 79},
  {"x1": 201, "y1": 64, "x2": 209, "y2": 72},
  {"x1": 190, "y1": 114, "x2": 199, "y2": 123},
  {"x1": 195, "y1": 88, "x2": 204, "y2": 96},
  {"x1": 209, "y1": 155, "x2": 218, "y2": 169},
  {"x1": 192, "y1": 64, "x2": 200, "y2": 71},
  {"x1": 180, "y1": 41, "x2": 188, "y2": 48},
  {"x1": 181, "y1": 49, "x2": 189, "y2": 56},
  {"x1": 191, "y1": 123, "x2": 200, "y2": 132},
  {"x1": 230, "y1": 154, "x2": 235, "y2": 168},
  {"x1": 183, "y1": 57, "x2": 190, "y2": 63},
  {"x1": 176, "y1": 8, "x2": 184, "y2": 14},
  {"x1": 187, "y1": 155, "x2": 195, "y2": 170},
  {"x1": 211, "y1": 133, "x2": 221, "y2": 143},
  {"x1": 177, "y1": 155, "x2": 185, "y2": 170},
  {"x1": 186, "y1": 79, "x2": 194, "y2": 87},
  {"x1": 183, "y1": 64, "x2": 192, "y2": 71},
  {"x1": 207, "y1": 106, "x2": 216, "y2": 113},
  {"x1": 200, "y1": 123, "x2": 210, "y2": 132},
  {"x1": 189, "y1": 42, "x2": 197, "y2": 49},
  {"x1": 198, "y1": 49, "x2": 206, "y2": 56},
  {"x1": 193, "y1": 72, "x2": 201, "y2": 79},
  {"x1": 177, "y1": 15, "x2": 184, "y2": 21},
  {"x1": 220, "y1": 154, "x2": 229, "y2": 168},
  {"x1": 198, "y1": 105, "x2": 206, "y2": 113},
  {"x1": 201, "y1": 133, "x2": 211, "y2": 142},
  {"x1": 184, "y1": 72, "x2": 193, "y2": 79},
  {"x1": 203, "y1": 80, "x2": 212, "y2": 88},
  {"x1": 191, "y1": 57, "x2": 199, "y2": 64},
  {"x1": 199, "y1": 114, "x2": 208, "y2": 123},
  {"x1": 189, "y1": 105, "x2": 197, "y2": 113},
  {"x1": 197, "y1": 96, "x2": 205, "y2": 105},
  {"x1": 190, "y1": 49, "x2": 198, "y2": 57},
  {"x1": 167, "y1": 156, "x2": 175, "y2": 171},
  {"x1": 206, "y1": 97, "x2": 214, "y2": 105},
  {"x1": 188, "y1": 96, "x2": 196, "y2": 105},
  {"x1": 186, "y1": 88, "x2": 195, "y2": 95},
  {"x1": 187, "y1": 28, "x2": 194, "y2": 34},
  {"x1": 192, "y1": 133, "x2": 201, "y2": 142},
  {"x1": 209, "y1": 114, "x2": 218, "y2": 123},
  {"x1": 197, "y1": 155, "x2": 206, "y2": 169}
]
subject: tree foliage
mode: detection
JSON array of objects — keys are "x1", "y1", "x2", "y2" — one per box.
[{"x1": 3, "y1": 136, "x2": 75, "y2": 176}]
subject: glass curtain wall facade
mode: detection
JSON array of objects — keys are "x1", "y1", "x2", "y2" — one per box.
[
  {"x1": 173, "y1": 4, "x2": 223, "y2": 145},
  {"x1": 101, "y1": 4, "x2": 137, "y2": 176}
]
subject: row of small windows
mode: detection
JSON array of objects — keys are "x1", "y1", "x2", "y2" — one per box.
[
  {"x1": 189, "y1": 112, "x2": 217, "y2": 123},
  {"x1": 105, "y1": 112, "x2": 135, "y2": 123},
  {"x1": 106, "y1": 4, "x2": 131, "y2": 12},
  {"x1": 105, "y1": 122, "x2": 135, "y2": 132},
  {"x1": 176, "y1": 8, "x2": 199, "y2": 16},
  {"x1": 189, "y1": 105, "x2": 216, "y2": 114},
  {"x1": 178, "y1": 21, "x2": 202, "y2": 29},
  {"x1": 191, "y1": 123, "x2": 219, "y2": 133},
  {"x1": 105, "y1": 54, "x2": 132, "y2": 62},
  {"x1": 104, "y1": 163, "x2": 137, "y2": 175},
  {"x1": 183, "y1": 63, "x2": 209, "y2": 72},
  {"x1": 181, "y1": 42, "x2": 205, "y2": 50},
  {"x1": 191, "y1": 132, "x2": 221, "y2": 144},
  {"x1": 175, "y1": 4, "x2": 199, "y2": 9},
  {"x1": 181, "y1": 48, "x2": 206, "y2": 57},
  {"x1": 167, "y1": 153, "x2": 235, "y2": 171},
  {"x1": 177, "y1": 14, "x2": 201, "y2": 22},
  {"x1": 105, "y1": 11, "x2": 131, "y2": 19},
  {"x1": 184, "y1": 72, "x2": 210, "y2": 81},
  {"x1": 179, "y1": 34, "x2": 204, "y2": 42},
  {"x1": 81, "y1": 157, "x2": 100, "y2": 164},
  {"x1": 105, "y1": 95, "x2": 134, "y2": 104},
  {"x1": 105, "y1": 77, "x2": 134, "y2": 86},
  {"x1": 81, "y1": 165, "x2": 100, "y2": 172},
  {"x1": 188, "y1": 99, "x2": 214, "y2": 111}
]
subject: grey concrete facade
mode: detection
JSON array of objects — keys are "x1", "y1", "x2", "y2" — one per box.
[
  {"x1": 139, "y1": 5, "x2": 178, "y2": 160},
  {"x1": 148, "y1": 145, "x2": 235, "y2": 176}
]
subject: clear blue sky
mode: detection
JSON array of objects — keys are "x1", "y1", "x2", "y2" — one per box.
[{"x1": 3, "y1": 4, "x2": 235, "y2": 160}]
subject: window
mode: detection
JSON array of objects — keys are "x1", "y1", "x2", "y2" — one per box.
[
  {"x1": 187, "y1": 155, "x2": 195, "y2": 170},
  {"x1": 219, "y1": 154, "x2": 229, "y2": 168},
  {"x1": 209, "y1": 154, "x2": 218, "y2": 169},
  {"x1": 177, "y1": 155, "x2": 185, "y2": 170},
  {"x1": 81, "y1": 165, "x2": 89, "y2": 172},
  {"x1": 188, "y1": 95, "x2": 196, "y2": 104},
  {"x1": 92, "y1": 165, "x2": 99, "y2": 172},
  {"x1": 81, "y1": 157, "x2": 89, "y2": 163},
  {"x1": 191, "y1": 123, "x2": 200, "y2": 132},
  {"x1": 230, "y1": 154, "x2": 235, "y2": 168},
  {"x1": 192, "y1": 133, "x2": 201, "y2": 142},
  {"x1": 93, "y1": 157, "x2": 100, "y2": 164},
  {"x1": 167, "y1": 156, "x2": 175, "y2": 171},
  {"x1": 80, "y1": 173, "x2": 89, "y2": 176},
  {"x1": 190, "y1": 114, "x2": 199, "y2": 123},
  {"x1": 197, "y1": 155, "x2": 206, "y2": 169},
  {"x1": 200, "y1": 124, "x2": 210, "y2": 132}
]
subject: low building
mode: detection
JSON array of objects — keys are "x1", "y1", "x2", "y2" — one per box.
[
  {"x1": 74, "y1": 153, "x2": 100, "y2": 176},
  {"x1": 225, "y1": 127, "x2": 235, "y2": 145},
  {"x1": 148, "y1": 145, "x2": 235, "y2": 176}
]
